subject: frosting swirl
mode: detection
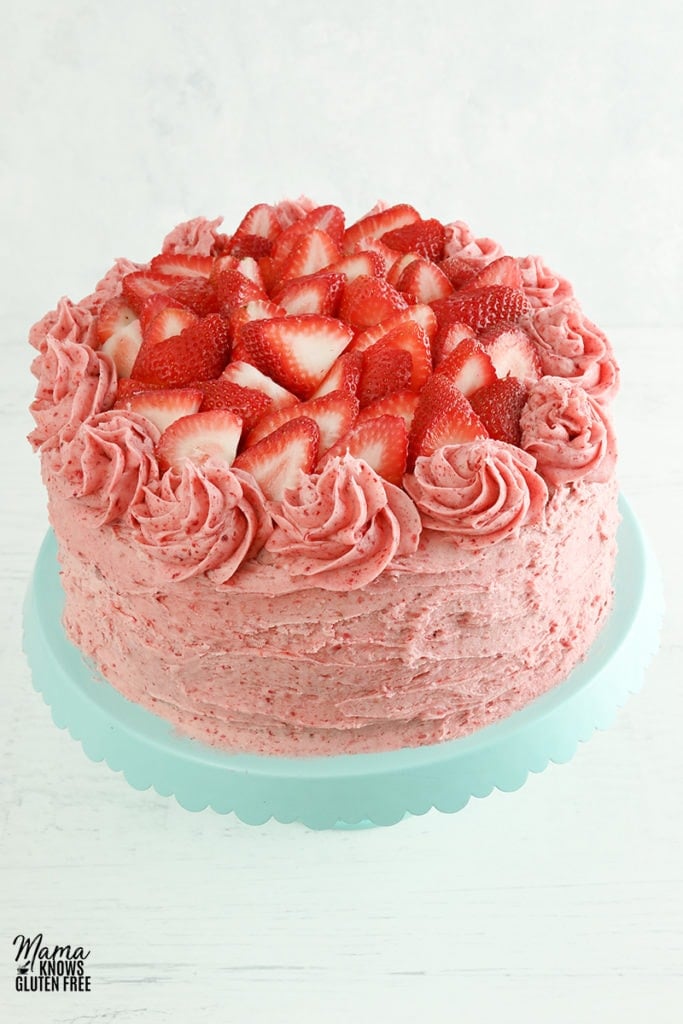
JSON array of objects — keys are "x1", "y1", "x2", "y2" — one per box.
[
  {"x1": 80, "y1": 258, "x2": 143, "y2": 315},
  {"x1": 131, "y1": 460, "x2": 272, "y2": 583},
  {"x1": 266, "y1": 454, "x2": 422, "y2": 590},
  {"x1": 57, "y1": 410, "x2": 160, "y2": 524},
  {"x1": 520, "y1": 377, "x2": 617, "y2": 487},
  {"x1": 517, "y1": 255, "x2": 573, "y2": 308},
  {"x1": 443, "y1": 220, "x2": 505, "y2": 267},
  {"x1": 29, "y1": 336, "x2": 117, "y2": 451},
  {"x1": 528, "y1": 298, "x2": 619, "y2": 404},
  {"x1": 161, "y1": 216, "x2": 225, "y2": 257},
  {"x1": 29, "y1": 297, "x2": 96, "y2": 356},
  {"x1": 404, "y1": 440, "x2": 548, "y2": 545}
]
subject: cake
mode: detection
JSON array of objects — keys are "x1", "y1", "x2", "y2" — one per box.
[{"x1": 28, "y1": 199, "x2": 620, "y2": 756}]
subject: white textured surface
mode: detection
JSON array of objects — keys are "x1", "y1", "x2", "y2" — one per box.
[{"x1": 2, "y1": 2, "x2": 683, "y2": 1022}]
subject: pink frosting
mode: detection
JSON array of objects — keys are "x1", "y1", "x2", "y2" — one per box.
[
  {"x1": 517, "y1": 255, "x2": 573, "y2": 308},
  {"x1": 528, "y1": 298, "x2": 619, "y2": 404},
  {"x1": 520, "y1": 377, "x2": 617, "y2": 487},
  {"x1": 404, "y1": 440, "x2": 548, "y2": 544},
  {"x1": 80, "y1": 258, "x2": 143, "y2": 315},
  {"x1": 57, "y1": 410, "x2": 160, "y2": 525},
  {"x1": 29, "y1": 297, "x2": 96, "y2": 356},
  {"x1": 266, "y1": 454, "x2": 422, "y2": 590},
  {"x1": 29, "y1": 336, "x2": 117, "y2": 451},
  {"x1": 131, "y1": 459, "x2": 272, "y2": 583},
  {"x1": 274, "y1": 196, "x2": 317, "y2": 229},
  {"x1": 443, "y1": 220, "x2": 505, "y2": 266},
  {"x1": 161, "y1": 216, "x2": 225, "y2": 257}
]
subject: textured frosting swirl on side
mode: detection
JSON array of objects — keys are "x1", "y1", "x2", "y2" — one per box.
[
  {"x1": 443, "y1": 220, "x2": 505, "y2": 267},
  {"x1": 131, "y1": 459, "x2": 272, "y2": 583},
  {"x1": 266, "y1": 454, "x2": 422, "y2": 590},
  {"x1": 517, "y1": 255, "x2": 574, "y2": 308},
  {"x1": 528, "y1": 298, "x2": 619, "y2": 404},
  {"x1": 29, "y1": 337, "x2": 117, "y2": 450},
  {"x1": 161, "y1": 216, "x2": 225, "y2": 256},
  {"x1": 57, "y1": 410, "x2": 160, "y2": 525},
  {"x1": 29, "y1": 297, "x2": 96, "y2": 356},
  {"x1": 404, "y1": 440, "x2": 548, "y2": 545},
  {"x1": 520, "y1": 376, "x2": 617, "y2": 487}
]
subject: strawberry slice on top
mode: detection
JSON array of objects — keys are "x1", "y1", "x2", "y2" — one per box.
[
  {"x1": 431, "y1": 286, "x2": 531, "y2": 334},
  {"x1": 338, "y1": 275, "x2": 408, "y2": 330},
  {"x1": 220, "y1": 360, "x2": 298, "y2": 410},
  {"x1": 435, "y1": 338, "x2": 497, "y2": 397},
  {"x1": 318, "y1": 414, "x2": 409, "y2": 487},
  {"x1": 343, "y1": 203, "x2": 421, "y2": 254},
  {"x1": 95, "y1": 297, "x2": 137, "y2": 347},
  {"x1": 236, "y1": 314, "x2": 353, "y2": 399},
  {"x1": 156, "y1": 409, "x2": 244, "y2": 472},
  {"x1": 469, "y1": 377, "x2": 530, "y2": 447},
  {"x1": 143, "y1": 306, "x2": 199, "y2": 346},
  {"x1": 193, "y1": 379, "x2": 272, "y2": 430},
  {"x1": 310, "y1": 350, "x2": 363, "y2": 399},
  {"x1": 233, "y1": 416, "x2": 321, "y2": 501},
  {"x1": 132, "y1": 314, "x2": 232, "y2": 387},
  {"x1": 408, "y1": 374, "x2": 488, "y2": 466},
  {"x1": 246, "y1": 389, "x2": 358, "y2": 452},
  {"x1": 149, "y1": 253, "x2": 214, "y2": 279},
  {"x1": 381, "y1": 218, "x2": 446, "y2": 261},
  {"x1": 125, "y1": 387, "x2": 204, "y2": 434}
]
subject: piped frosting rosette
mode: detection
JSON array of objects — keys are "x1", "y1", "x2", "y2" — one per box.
[
  {"x1": 266, "y1": 454, "x2": 422, "y2": 590},
  {"x1": 520, "y1": 376, "x2": 617, "y2": 487},
  {"x1": 527, "y1": 298, "x2": 619, "y2": 404},
  {"x1": 131, "y1": 459, "x2": 272, "y2": 583},
  {"x1": 29, "y1": 297, "x2": 96, "y2": 357},
  {"x1": 442, "y1": 220, "x2": 505, "y2": 268},
  {"x1": 29, "y1": 336, "x2": 117, "y2": 451},
  {"x1": 57, "y1": 410, "x2": 159, "y2": 525},
  {"x1": 161, "y1": 216, "x2": 226, "y2": 257},
  {"x1": 404, "y1": 440, "x2": 548, "y2": 545},
  {"x1": 517, "y1": 255, "x2": 574, "y2": 308}
]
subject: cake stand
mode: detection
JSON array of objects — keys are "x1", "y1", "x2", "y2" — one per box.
[{"x1": 22, "y1": 496, "x2": 662, "y2": 830}]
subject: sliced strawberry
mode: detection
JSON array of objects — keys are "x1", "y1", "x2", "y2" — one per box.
[
  {"x1": 230, "y1": 203, "x2": 282, "y2": 258},
  {"x1": 246, "y1": 390, "x2": 358, "y2": 452},
  {"x1": 143, "y1": 306, "x2": 199, "y2": 345},
  {"x1": 323, "y1": 250, "x2": 386, "y2": 283},
  {"x1": 220, "y1": 361, "x2": 298, "y2": 411},
  {"x1": 343, "y1": 203, "x2": 420, "y2": 254},
  {"x1": 236, "y1": 256, "x2": 267, "y2": 289},
  {"x1": 228, "y1": 299, "x2": 286, "y2": 348},
  {"x1": 125, "y1": 387, "x2": 204, "y2": 433},
  {"x1": 349, "y1": 304, "x2": 437, "y2": 354},
  {"x1": 156, "y1": 409, "x2": 243, "y2": 472},
  {"x1": 386, "y1": 252, "x2": 420, "y2": 288},
  {"x1": 215, "y1": 269, "x2": 268, "y2": 312},
  {"x1": 139, "y1": 293, "x2": 188, "y2": 334},
  {"x1": 397, "y1": 258, "x2": 454, "y2": 303},
  {"x1": 164, "y1": 276, "x2": 220, "y2": 317},
  {"x1": 122, "y1": 271, "x2": 176, "y2": 314},
  {"x1": 338, "y1": 275, "x2": 408, "y2": 330},
  {"x1": 439, "y1": 256, "x2": 479, "y2": 289},
  {"x1": 311, "y1": 350, "x2": 363, "y2": 399},
  {"x1": 132, "y1": 314, "x2": 231, "y2": 387},
  {"x1": 432, "y1": 321, "x2": 478, "y2": 366},
  {"x1": 354, "y1": 237, "x2": 403, "y2": 274},
  {"x1": 356, "y1": 391, "x2": 419, "y2": 432},
  {"x1": 149, "y1": 253, "x2": 214, "y2": 279},
  {"x1": 233, "y1": 417, "x2": 320, "y2": 501},
  {"x1": 478, "y1": 324, "x2": 542, "y2": 383},
  {"x1": 115, "y1": 378, "x2": 168, "y2": 405},
  {"x1": 100, "y1": 320, "x2": 143, "y2": 379},
  {"x1": 276, "y1": 229, "x2": 342, "y2": 284},
  {"x1": 193, "y1": 379, "x2": 272, "y2": 429},
  {"x1": 236, "y1": 315, "x2": 353, "y2": 399},
  {"x1": 95, "y1": 297, "x2": 137, "y2": 346},
  {"x1": 435, "y1": 338, "x2": 497, "y2": 397},
  {"x1": 408, "y1": 374, "x2": 488, "y2": 466},
  {"x1": 381, "y1": 218, "x2": 446, "y2": 261},
  {"x1": 230, "y1": 234, "x2": 274, "y2": 259},
  {"x1": 462, "y1": 255, "x2": 523, "y2": 291},
  {"x1": 358, "y1": 345, "x2": 413, "y2": 407},
  {"x1": 273, "y1": 272, "x2": 345, "y2": 317},
  {"x1": 371, "y1": 321, "x2": 432, "y2": 391},
  {"x1": 209, "y1": 253, "x2": 239, "y2": 285},
  {"x1": 319, "y1": 415, "x2": 408, "y2": 486},
  {"x1": 270, "y1": 206, "x2": 345, "y2": 266},
  {"x1": 469, "y1": 378, "x2": 530, "y2": 446},
  {"x1": 431, "y1": 286, "x2": 531, "y2": 334}
]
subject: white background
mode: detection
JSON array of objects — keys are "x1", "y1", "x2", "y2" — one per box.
[{"x1": 1, "y1": 2, "x2": 682, "y2": 1022}]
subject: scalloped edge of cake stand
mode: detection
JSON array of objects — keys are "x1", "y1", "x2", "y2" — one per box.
[{"x1": 22, "y1": 495, "x2": 663, "y2": 830}]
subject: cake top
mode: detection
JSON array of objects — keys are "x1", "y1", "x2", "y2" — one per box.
[{"x1": 29, "y1": 199, "x2": 619, "y2": 589}]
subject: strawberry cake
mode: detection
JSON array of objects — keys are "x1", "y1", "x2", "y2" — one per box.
[{"x1": 28, "y1": 200, "x2": 620, "y2": 756}]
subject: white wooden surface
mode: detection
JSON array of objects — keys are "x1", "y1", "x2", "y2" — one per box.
[{"x1": 2, "y1": 2, "x2": 683, "y2": 1021}]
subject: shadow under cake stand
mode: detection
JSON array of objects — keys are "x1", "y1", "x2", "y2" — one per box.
[{"x1": 22, "y1": 495, "x2": 662, "y2": 830}]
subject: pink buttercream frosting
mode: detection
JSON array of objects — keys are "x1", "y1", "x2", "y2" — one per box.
[
  {"x1": 520, "y1": 377, "x2": 617, "y2": 487},
  {"x1": 266, "y1": 455, "x2": 422, "y2": 590},
  {"x1": 161, "y1": 216, "x2": 225, "y2": 257},
  {"x1": 131, "y1": 459, "x2": 272, "y2": 583},
  {"x1": 443, "y1": 220, "x2": 505, "y2": 266},
  {"x1": 80, "y1": 258, "x2": 143, "y2": 315},
  {"x1": 29, "y1": 296, "x2": 96, "y2": 356},
  {"x1": 57, "y1": 410, "x2": 160, "y2": 525},
  {"x1": 517, "y1": 255, "x2": 573, "y2": 308},
  {"x1": 29, "y1": 336, "x2": 117, "y2": 451},
  {"x1": 528, "y1": 298, "x2": 619, "y2": 404},
  {"x1": 404, "y1": 440, "x2": 548, "y2": 544}
]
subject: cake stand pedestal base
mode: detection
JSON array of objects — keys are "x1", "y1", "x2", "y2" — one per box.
[{"x1": 23, "y1": 496, "x2": 662, "y2": 830}]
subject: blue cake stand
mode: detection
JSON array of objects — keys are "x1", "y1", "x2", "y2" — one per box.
[{"x1": 22, "y1": 496, "x2": 662, "y2": 830}]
